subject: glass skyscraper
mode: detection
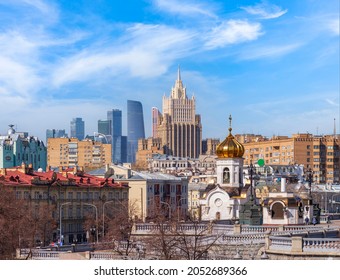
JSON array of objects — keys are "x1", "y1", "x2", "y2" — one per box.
[
  {"x1": 46, "y1": 129, "x2": 67, "y2": 142},
  {"x1": 127, "y1": 100, "x2": 145, "y2": 163},
  {"x1": 70, "y1": 117, "x2": 85, "y2": 140},
  {"x1": 107, "y1": 109, "x2": 127, "y2": 163}
]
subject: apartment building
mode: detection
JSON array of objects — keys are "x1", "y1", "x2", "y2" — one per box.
[
  {"x1": 237, "y1": 133, "x2": 340, "y2": 184},
  {"x1": 0, "y1": 163, "x2": 129, "y2": 245},
  {"x1": 47, "y1": 138, "x2": 111, "y2": 171}
]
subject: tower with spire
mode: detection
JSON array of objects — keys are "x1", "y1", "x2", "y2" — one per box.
[{"x1": 155, "y1": 66, "x2": 202, "y2": 158}]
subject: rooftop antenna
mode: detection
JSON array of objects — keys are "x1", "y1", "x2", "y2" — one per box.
[{"x1": 334, "y1": 118, "x2": 336, "y2": 137}]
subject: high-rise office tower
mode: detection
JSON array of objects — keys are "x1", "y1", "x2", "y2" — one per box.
[
  {"x1": 155, "y1": 67, "x2": 202, "y2": 158},
  {"x1": 96, "y1": 120, "x2": 111, "y2": 144},
  {"x1": 70, "y1": 117, "x2": 85, "y2": 140},
  {"x1": 46, "y1": 129, "x2": 67, "y2": 142},
  {"x1": 127, "y1": 100, "x2": 145, "y2": 163},
  {"x1": 152, "y1": 107, "x2": 161, "y2": 138},
  {"x1": 107, "y1": 109, "x2": 127, "y2": 163}
]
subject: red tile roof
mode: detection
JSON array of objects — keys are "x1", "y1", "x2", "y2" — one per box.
[{"x1": 0, "y1": 169, "x2": 128, "y2": 189}]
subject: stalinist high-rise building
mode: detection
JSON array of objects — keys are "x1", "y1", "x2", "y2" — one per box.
[{"x1": 155, "y1": 67, "x2": 202, "y2": 158}]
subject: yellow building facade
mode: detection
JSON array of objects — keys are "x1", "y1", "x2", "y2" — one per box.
[
  {"x1": 236, "y1": 133, "x2": 340, "y2": 184},
  {"x1": 47, "y1": 138, "x2": 111, "y2": 171}
]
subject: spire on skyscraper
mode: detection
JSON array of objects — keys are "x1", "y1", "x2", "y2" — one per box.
[{"x1": 177, "y1": 65, "x2": 181, "y2": 81}]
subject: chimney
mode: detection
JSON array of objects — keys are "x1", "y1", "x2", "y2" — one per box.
[{"x1": 281, "y1": 178, "x2": 286, "y2": 192}]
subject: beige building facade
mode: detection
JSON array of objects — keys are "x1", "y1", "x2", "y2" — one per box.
[
  {"x1": 47, "y1": 138, "x2": 111, "y2": 171},
  {"x1": 135, "y1": 137, "x2": 164, "y2": 169},
  {"x1": 237, "y1": 133, "x2": 340, "y2": 184},
  {"x1": 154, "y1": 67, "x2": 202, "y2": 158},
  {"x1": 0, "y1": 164, "x2": 129, "y2": 245},
  {"x1": 104, "y1": 164, "x2": 189, "y2": 221}
]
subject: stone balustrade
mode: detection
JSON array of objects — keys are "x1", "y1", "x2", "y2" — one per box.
[
  {"x1": 222, "y1": 233, "x2": 265, "y2": 244},
  {"x1": 303, "y1": 238, "x2": 340, "y2": 252},
  {"x1": 89, "y1": 251, "x2": 116, "y2": 260},
  {"x1": 269, "y1": 236, "x2": 292, "y2": 251},
  {"x1": 31, "y1": 251, "x2": 60, "y2": 260}
]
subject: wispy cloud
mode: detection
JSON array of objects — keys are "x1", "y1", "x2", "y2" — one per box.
[
  {"x1": 327, "y1": 18, "x2": 340, "y2": 35},
  {"x1": 239, "y1": 43, "x2": 302, "y2": 60},
  {"x1": 241, "y1": 2, "x2": 288, "y2": 19},
  {"x1": 326, "y1": 98, "x2": 339, "y2": 107},
  {"x1": 52, "y1": 24, "x2": 195, "y2": 86},
  {"x1": 204, "y1": 20, "x2": 263, "y2": 49},
  {"x1": 152, "y1": 0, "x2": 217, "y2": 18}
]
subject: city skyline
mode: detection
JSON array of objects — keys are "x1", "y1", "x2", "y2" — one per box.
[{"x1": 0, "y1": 0, "x2": 339, "y2": 142}]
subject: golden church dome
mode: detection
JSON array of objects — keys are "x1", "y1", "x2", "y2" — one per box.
[{"x1": 216, "y1": 115, "x2": 245, "y2": 158}]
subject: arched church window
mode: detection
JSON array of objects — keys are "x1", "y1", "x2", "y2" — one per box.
[
  {"x1": 271, "y1": 202, "x2": 284, "y2": 219},
  {"x1": 223, "y1": 167, "x2": 230, "y2": 183}
]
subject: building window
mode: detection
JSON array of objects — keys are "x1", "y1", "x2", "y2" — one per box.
[
  {"x1": 223, "y1": 167, "x2": 230, "y2": 184},
  {"x1": 24, "y1": 191, "x2": 29, "y2": 199},
  {"x1": 94, "y1": 192, "x2": 99, "y2": 200},
  {"x1": 16, "y1": 191, "x2": 21, "y2": 199},
  {"x1": 68, "y1": 206, "x2": 73, "y2": 218}
]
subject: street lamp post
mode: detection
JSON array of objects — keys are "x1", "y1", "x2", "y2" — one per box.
[
  {"x1": 331, "y1": 194, "x2": 340, "y2": 212},
  {"x1": 59, "y1": 202, "x2": 71, "y2": 246},
  {"x1": 305, "y1": 168, "x2": 314, "y2": 219},
  {"x1": 306, "y1": 168, "x2": 313, "y2": 198},
  {"x1": 177, "y1": 197, "x2": 187, "y2": 222},
  {"x1": 248, "y1": 161, "x2": 256, "y2": 202},
  {"x1": 102, "y1": 199, "x2": 123, "y2": 237},
  {"x1": 83, "y1": 203, "x2": 98, "y2": 243}
]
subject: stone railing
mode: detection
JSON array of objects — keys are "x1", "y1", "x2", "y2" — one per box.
[
  {"x1": 303, "y1": 238, "x2": 340, "y2": 252},
  {"x1": 16, "y1": 249, "x2": 60, "y2": 260},
  {"x1": 266, "y1": 229, "x2": 340, "y2": 256},
  {"x1": 222, "y1": 233, "x2": 265, "y2": 245},
  {"x1": 133, "y1": 222, "x2": 338, "y2": 238},
  {"x1": 31, "y1": 251, "x2": 60, "y2": 260},
  {"x1": 89, "y1": 251, "x2": 116, "y2": 260},
  {"x1": 240, "y1": 225, "x2": 279, "y2": 234},
  {"x1": 268, "y1": 236, "x2": 292, "y2": 251}
]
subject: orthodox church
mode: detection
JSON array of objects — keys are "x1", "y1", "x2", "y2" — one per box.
[
  {"x1": 199, "y1": 116, "x2": 316, "y2": 225},
  {"x1": 200, "y1": 116, "x2": 251, "y2": 222}
]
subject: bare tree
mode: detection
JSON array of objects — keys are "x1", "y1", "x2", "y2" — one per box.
[
  {"x1": 0, "y1": 186, "x2": 33, "y2": 258},
  {"x1": 102, "y1": 199, "x2": 139, "y2": 256},
  {"x1": 143, "y1": 204, "x2": 221, "y2": 260}
]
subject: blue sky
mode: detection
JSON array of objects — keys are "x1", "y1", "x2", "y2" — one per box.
[{"x1": 0, "y1": 0, "x2": 339, "y2": 142}]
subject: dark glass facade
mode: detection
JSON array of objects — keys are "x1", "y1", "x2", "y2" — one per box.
[
  {"x1": 70, "y1": 118, "x2": 85, "y2": 140},
  {"x1": 107, "y1": 109, "x2": 127, "y2": 163},
  {"x1": 127, "y1": 100, "x2": 145, "y2": 163}
]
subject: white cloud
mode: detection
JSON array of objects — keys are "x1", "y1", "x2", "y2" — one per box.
[
  {"x1": 239, "y1": 43, "x2": 302, "y2": 60},
  {"x1": 327, "y1": 18, "x2": 340, "y2": 35},
  {"x1": 152, "y1": 0, "x2": 217, "y2": 18},
  {"x1": 0, "y1": 56, "x2": 42, "y2": 97},
  {"x1": 241, "y1": 2, "x2": 287, "y2": 19},
  {"x1": 22, "y1": 0, "x2": 55, "y2": 14},
  {"x1": 204, "y1": 20, "x2": 263, "y2": 49},
  {"x1": 52, "y1": 24, "x2": 195, "y2": 86},
  {"x1": 326, "y1": 98, "x2": 339, "y2": 107}
]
